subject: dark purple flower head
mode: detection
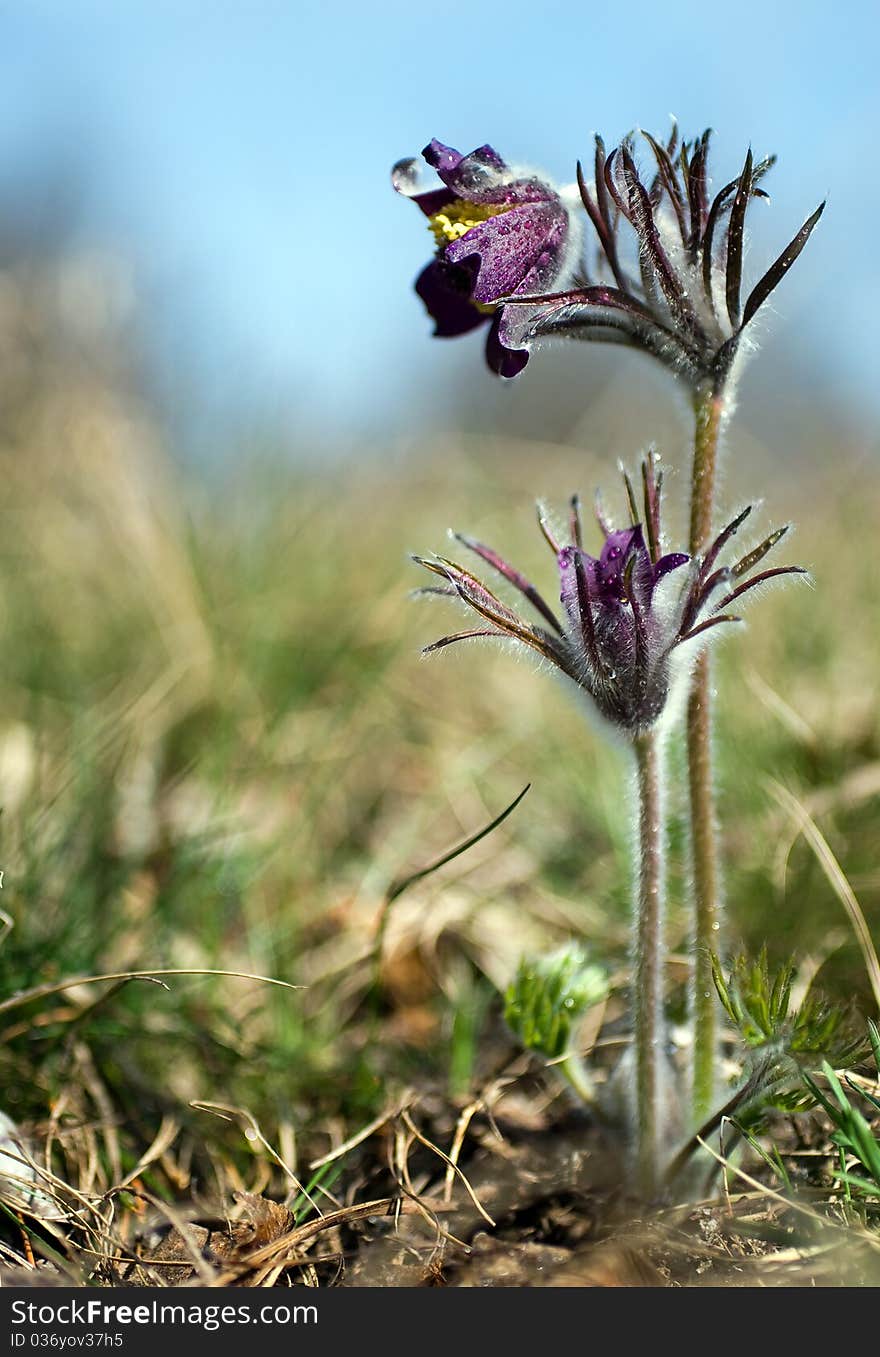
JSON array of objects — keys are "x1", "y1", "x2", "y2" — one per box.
[
  {"x1": 500, "y1": 126, "x2": 824, "y2": 393},
  {"x1": 414, "y1": 455, "x2": 806, "y2": 736},
  {"x1": 392, "y1": 140, "x2": 582, "y2": 377}
]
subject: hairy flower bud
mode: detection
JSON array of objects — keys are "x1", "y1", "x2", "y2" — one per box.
[{"x1": 414, "y1": 455, "x2": 805, "y2": 738}]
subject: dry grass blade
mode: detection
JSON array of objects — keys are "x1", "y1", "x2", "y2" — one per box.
[
  {"x1": 768, "y1": 780, "x2": 880, "y2": 1012},
  {"x1": 443, "y1": 1100, "x2": 484, "y2": 1205},
  {"x1": 0, "y1": 969, "x2": 304, "y2": 1017},
  {"x1": 400, "y1": 1109, "x2": 495, "y2": 1227},
  {"x1": 309, "y1": 1097, "x2": 411, "y2": 1171}
]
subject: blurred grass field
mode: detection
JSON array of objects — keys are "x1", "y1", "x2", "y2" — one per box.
[{"x1": 0, "y1": 257, "x2": 878, "y2": 1248}]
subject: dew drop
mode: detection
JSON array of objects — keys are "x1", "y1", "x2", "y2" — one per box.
[{"x1": 391, "y1": 157, "x2": 429, "y2": 197}]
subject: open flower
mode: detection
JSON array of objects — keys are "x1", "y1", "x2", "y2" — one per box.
[
  {"x1": 499, "y1": 126, "x2": 824, "y2": 392},
  {"x1": 392, "y1": 139, "x2": 582, "y2": 377},
  {"x1": 414, "y1": 456, "x2": 805, "y2": 736}
]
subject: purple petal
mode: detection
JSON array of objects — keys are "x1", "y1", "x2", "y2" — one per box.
[
  {"x1": 422, "y1": 140, "x2": 469, "y2": 175},
  {"x1": 423, "y1": 140, "x2": 510, "y2": 201},
  {"x1": 559, "y1": 529, "x2": 649, "y2": 616},
  {"x1": 423, "y1": 139, "x2": 554, "y2": 208},
  {"x1": 415, "y1": 260, "x2": 487, "y2": 338},
  {"x1": 445, "y1": 202, "x2": 566, "y2": 303},
  {"x1": 594, "y1": 525, "x2": 665, "y2": 614},
  {"x1": 411, "y1": 187, "x2": 457, "y2": 218},
  {"x1": 600, "y1": 527, "x2": 640, "y2": 563},
  {"x1": 653, "y1": 552, "x2": 689, "y2": 585},
  {"x1": 595, "y1": 527, "x2": 642, "y2": 600}
]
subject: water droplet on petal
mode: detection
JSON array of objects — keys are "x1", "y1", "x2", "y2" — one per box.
[{"x1": 392, "y1": 157, "x2": 432, "y2": 197}]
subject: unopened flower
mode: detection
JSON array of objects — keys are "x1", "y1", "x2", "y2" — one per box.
[
  {"x1": 505, "y1": 943, "x2": 609, "y2": 1062},
  {"x1": 500, "y1": 126, "x2": 824, "y2": 391},
  {"x1": 414, "y1": 456, "x2": 805, "y2": 736},
  {"x1": 392, "y1": 139, "x2": 582, "y2": 377}
]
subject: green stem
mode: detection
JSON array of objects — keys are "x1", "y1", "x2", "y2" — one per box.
[
  {"x1": 633, "y1": 727, "x2": 665, "y2": 1198},
  {"x1": 559, "y1": 1052, "x2": 596, "y2": 1105},
  {"x1": 688, "y1": 381, "x2": 727, "y2": 1125}
]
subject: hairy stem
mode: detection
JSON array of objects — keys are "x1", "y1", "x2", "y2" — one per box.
[
  {"x1": 688, "y1": 383, "x2": 724, "y2": 553},
  {"x1": 688, "y1": 381, "x2": 727, "y2": 1124},
  {"x1": 633, "y1": 728, "x2": 665, "y2": 1197}
]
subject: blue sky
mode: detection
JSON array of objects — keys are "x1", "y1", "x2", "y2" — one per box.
[{"x1": 1, "y1": 0, "x2": 877, "y2": 450}]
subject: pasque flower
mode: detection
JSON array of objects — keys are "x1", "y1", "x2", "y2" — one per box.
[
  {"x1": 392, "y1": 139, "x2": 582, "y2": 377},
  {"x1": 415, "y1": 456, "x2": 804, "y2": 736},
  {"x1": 499, "y1": 126, "x2": 824, "y2": 391}
]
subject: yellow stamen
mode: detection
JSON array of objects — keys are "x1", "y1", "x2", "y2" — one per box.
[{"x1": 427, "y1": 198, "x2": 513, "y2": 249}]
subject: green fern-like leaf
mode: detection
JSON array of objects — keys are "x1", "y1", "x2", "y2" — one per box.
[{"x1": 712, "y1": 949, "x2": 866, "y2": 1116}]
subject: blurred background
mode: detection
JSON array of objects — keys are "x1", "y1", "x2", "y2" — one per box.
[{"x1": 0, "y1": 0, "x2": 878, "y2": 1173}]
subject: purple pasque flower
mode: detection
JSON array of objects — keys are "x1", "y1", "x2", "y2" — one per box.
[
  {"x1": 392, "y1": 139, "x2": 582, "y2": 377},
  {"x1": 497, "y1": 126, "x2": 824, "y2": 393},
  {"x1": 414, "y1": 456, "x2": 805, "y2": 736}
]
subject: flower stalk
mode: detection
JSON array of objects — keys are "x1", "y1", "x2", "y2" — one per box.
[
  {"x1": 689, "y1": 382, "x2": 726, "y2": 554},
  {"x1": 687, "y1": 381, "x2": 727, "y2": 1124},
  {"x1": 633, "y1": 726, "x2": 665, "y2": 1197}
]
